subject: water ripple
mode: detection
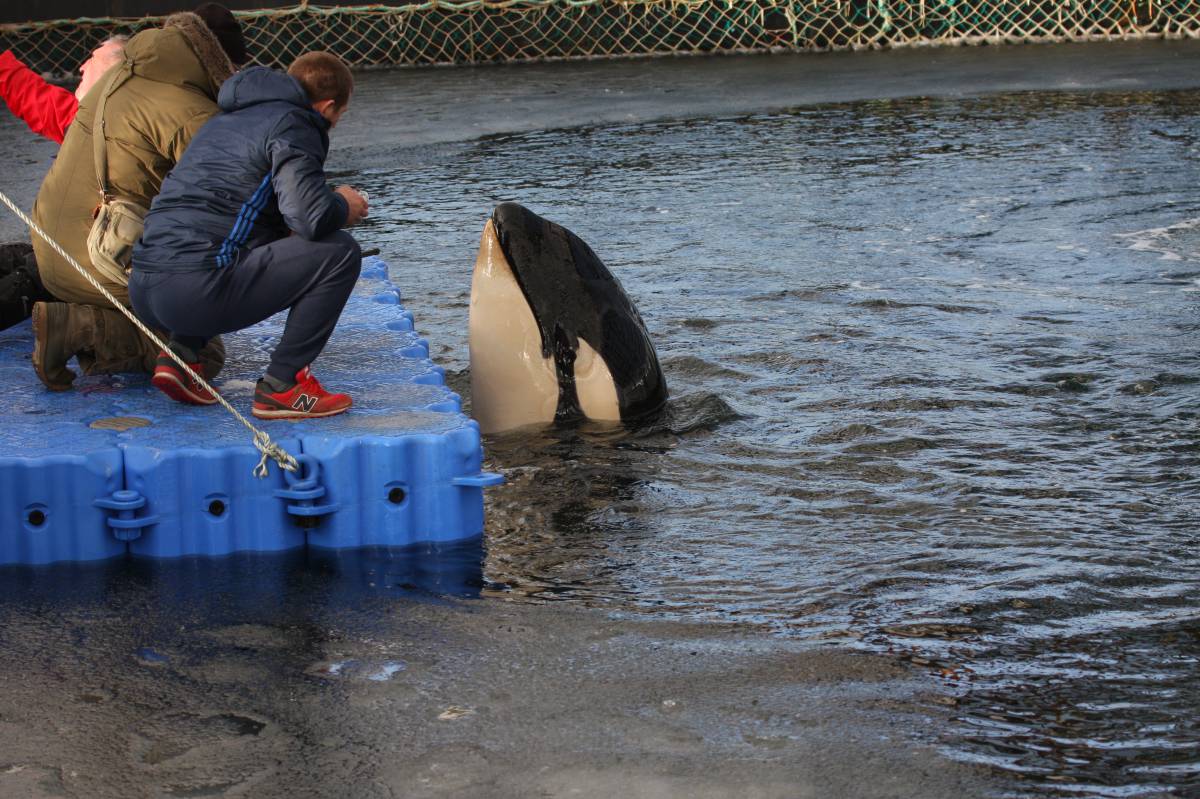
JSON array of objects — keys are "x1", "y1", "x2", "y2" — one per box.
[{"x1": 362, "y1": 88, "x2": 1200, "y2": 795}]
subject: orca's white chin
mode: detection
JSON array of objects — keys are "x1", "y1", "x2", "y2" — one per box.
[{"x1": 468, "y1": 220, "x2": 559, "y2": 434}]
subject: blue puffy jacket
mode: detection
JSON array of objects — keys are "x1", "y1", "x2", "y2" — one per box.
[{"x1": 133, "y1": 66, "x2": 349, "y2": 272}]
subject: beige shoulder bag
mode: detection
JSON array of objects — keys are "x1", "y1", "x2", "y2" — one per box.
[{"x1": 86, "y1": 69, "x2": 147, "y2": 286}]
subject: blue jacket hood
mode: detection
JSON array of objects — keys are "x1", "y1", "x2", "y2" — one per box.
[
  {"x1": 218, "y1": 66, "x2": 316, "y2": 116},
  {"x1": 135, "y1": 64, "x2": 348, "y2": 272}
]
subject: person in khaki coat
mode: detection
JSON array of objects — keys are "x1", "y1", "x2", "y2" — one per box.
[{"x1": 28, "y1": 7, "x2": 245, "y2": 390}]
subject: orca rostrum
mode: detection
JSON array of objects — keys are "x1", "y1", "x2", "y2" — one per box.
[{"x1": 468, "y1": 202, "x2": 668, "y2": 434}]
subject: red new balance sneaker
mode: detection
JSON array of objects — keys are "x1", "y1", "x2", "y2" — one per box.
[
  {"x1": 151, "y1": 349, "x2": 219, "y2": 406},
  {"x1": 252, "y1": 366, "x2": 352, "y2": 420}
]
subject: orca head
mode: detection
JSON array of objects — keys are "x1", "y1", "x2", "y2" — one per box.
[{"x1": 468, "y1": 202, "x2": 667, "y2": 435}]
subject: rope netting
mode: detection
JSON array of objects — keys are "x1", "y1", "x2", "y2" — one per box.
[{"x1": 2, "y1": 1, "x2": 1198, "y2": 77}]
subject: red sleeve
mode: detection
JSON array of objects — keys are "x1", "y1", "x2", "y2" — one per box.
[{"x1": 0, "y1": 50, "x2": 78, "y2": 144}]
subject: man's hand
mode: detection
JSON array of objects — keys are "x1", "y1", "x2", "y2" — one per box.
[{"x1": 335, "y1": 185, "x2": 369, "y2": 227}]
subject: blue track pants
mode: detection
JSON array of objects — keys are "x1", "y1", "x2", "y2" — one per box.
[{"x1": 130, "y1": 231, "x2": 362, "y2": 383}]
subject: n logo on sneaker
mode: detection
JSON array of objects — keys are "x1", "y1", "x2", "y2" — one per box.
[{"x1": 292, "y1": 394, "x2": 318, "y2": 413}]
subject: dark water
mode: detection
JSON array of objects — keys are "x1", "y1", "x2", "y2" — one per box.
[{"x1": 343, "y1": 88, "x2": 1200, "y2": 794}]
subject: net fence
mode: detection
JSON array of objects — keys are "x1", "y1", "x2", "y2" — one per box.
[{"x1": 3, "y1": 0, "x2": 1198, "y2": 77}]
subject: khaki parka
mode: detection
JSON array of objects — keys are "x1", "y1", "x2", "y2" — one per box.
[{"x1": 31, "y1": 12, "x2": 235, "y2": 307}]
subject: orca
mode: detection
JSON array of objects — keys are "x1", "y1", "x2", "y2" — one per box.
[{"x1": 468, "y1": 202, "x2": 668, "y2": 434}]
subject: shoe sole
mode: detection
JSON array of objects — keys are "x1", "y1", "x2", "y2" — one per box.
[
  {"x1": 251, "y1": 402, "x2": 352, "y2": 420},
  {"x1": 152, "y1": 371, "x2": 219, "y2": 406},
  {"x1": 31, "y1": 304, "x2": 74, "y2": 392}
]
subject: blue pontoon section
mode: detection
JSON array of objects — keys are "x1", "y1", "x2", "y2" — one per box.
[{"x1": 0, "y1": 257, "x2": 502, "y2": 566}]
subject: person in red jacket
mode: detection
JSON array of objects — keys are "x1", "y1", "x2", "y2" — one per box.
[
  {"x1": 0, "y1": 38, "x2": 128, "y2": 329},
  {"x1": 0, "y1": 4, "x2": 237, "y2": 334},
  {"x1": 0, "y1": 36, "x2": 126, "y2": 144}
]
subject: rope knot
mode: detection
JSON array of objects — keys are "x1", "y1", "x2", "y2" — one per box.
[{"x1": 253, "y1": 430, "x2": 299, "y2": 478}]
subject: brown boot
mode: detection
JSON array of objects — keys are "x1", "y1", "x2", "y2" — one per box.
[{"x1": 31, "y1": 301, "x2": 84, "y2": 391}]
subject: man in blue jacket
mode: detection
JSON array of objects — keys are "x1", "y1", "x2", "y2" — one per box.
[{"x1": 130, "y1": 51, "x2": 368, "y2": 419}]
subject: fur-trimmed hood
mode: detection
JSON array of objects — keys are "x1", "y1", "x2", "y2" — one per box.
[
  {"x1": 30, "y1": 13, "x2": 237, "y2": 305},
  {"x1": 123, "y1": 11, "x2": 235, "y2": 99}
]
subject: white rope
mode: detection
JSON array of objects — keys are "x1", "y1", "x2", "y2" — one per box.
[{"x1": 0, "y1": 189, "x2": 299, "y2": 479}]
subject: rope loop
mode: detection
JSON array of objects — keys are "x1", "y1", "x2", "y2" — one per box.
[{"x1": 254, "y1": 431, "x2": 300, "y2": 479}]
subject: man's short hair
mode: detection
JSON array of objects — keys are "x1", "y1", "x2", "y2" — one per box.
[{"x1": 288, "y1": 52, "x2": 353, "y2": 110}]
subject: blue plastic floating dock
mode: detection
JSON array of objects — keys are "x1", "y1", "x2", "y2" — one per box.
[{"x1": 0, "y1": 257, "x2": 503, "y2": 566}]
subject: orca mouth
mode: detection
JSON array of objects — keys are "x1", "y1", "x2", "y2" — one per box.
[
  {"x1": 490, "y1": 204, "x2": 586, "y2": 417},
  {"x1": 469, "y1": 215, "x2": 561, "y2": 433}
]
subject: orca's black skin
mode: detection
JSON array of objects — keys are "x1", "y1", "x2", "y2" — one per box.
[{"x1": 490, "y1": 202, "x2": 668, "y2": 424}]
